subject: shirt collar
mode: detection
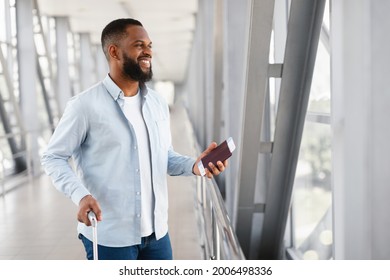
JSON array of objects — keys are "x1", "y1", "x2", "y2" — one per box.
[
  {"x1": 103, "y1": 74, "x2": 122, "y2": 101},
  {"x1": 103, "y1": 74, "x2": 149, "y2": 101}
]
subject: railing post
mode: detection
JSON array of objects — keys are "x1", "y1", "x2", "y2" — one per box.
[
  {"x1": 202, "y1": 177, "x2": 207, "y2": 211},
  {"x1": 25, "y1": 131, "x2": 33, "y2": 182},
  {"x1": 196, "y1": 175, "x2": 202, "y2": 206},
  {"x1": 212, "y1": 208, "x2": 221, "y2": 260},
  {"x1": 191, "y1": 123, "x2": 244, "y2": 260}
]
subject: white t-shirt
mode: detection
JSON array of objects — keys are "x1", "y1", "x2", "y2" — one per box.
[{"x1": 123, "y1": 91, "x2": 154, "y2": 237}]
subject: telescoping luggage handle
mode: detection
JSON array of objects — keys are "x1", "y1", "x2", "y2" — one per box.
[{"x1": 88, "y1": 211, "x2": 98, "y2": 260}]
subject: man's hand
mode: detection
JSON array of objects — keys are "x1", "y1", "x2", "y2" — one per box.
[
  {"x1": 77, "y1": 195, "x2": 102, "y2": 226},
  {"x1": 193, "y1": 142, "x2": 229, "y2": 179}
]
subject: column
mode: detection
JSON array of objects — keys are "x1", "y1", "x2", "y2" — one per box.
[
  {"x1": 331, "y1": 0, "x2": 390, "y2": 259},
  {"x1": 55, "y1": 16, "x2": 72, "y2": 114},
  {"x1": 16, "y1": 0, "x2": 40, "y2": 175}
]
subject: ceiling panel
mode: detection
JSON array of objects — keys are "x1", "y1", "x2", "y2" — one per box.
[{"x1": 37, "y1": 0, "x2": 198, "y2": 83}]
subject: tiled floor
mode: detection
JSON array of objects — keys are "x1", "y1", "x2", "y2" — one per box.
[
  {"x1": 0, "y1": 103, "x2": 203, "y2": 260},
  {"x1": 0, "y1": 175, "x2": 85, "y2": 260}
]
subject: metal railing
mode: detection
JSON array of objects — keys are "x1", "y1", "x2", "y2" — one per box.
[
  {"x1": 0, "y1": 127, "x2": 52, "y2": 196},
  {"x1": 193, "y1": 145, "x2": 245, "y2": 260},
  {"x1": 0, "y1": 131, "x2": 29, "y2": 196}
]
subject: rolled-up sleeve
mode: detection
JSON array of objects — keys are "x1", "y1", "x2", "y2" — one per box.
[{"x1": 167, "y1": 147, "x2": 196, "y2": 176}]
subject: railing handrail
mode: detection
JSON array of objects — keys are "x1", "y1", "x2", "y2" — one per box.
[
  {"x1": 0, "y1": 127, "x2": 53, "y2": 195},
  {"x1": 193, "y1": 141, "x2": 245, "y2": 260},
  {"x1": 206, "y1": 176, "x2": 245, "y2": 259}
]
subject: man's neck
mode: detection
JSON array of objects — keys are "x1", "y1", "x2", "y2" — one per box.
[{"x1": 109, "y1": 73, "x2": 139, "y2": 97}]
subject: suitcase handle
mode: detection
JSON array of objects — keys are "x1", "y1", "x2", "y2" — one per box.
[
  {"x1": 87, "y1": 211, "x2": 98, "y2": 260},
  {"x1": 88, "y1": 211, "x2": 98, "y2": 227}
]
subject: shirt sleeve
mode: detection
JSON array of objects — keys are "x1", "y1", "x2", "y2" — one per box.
[
  {"x1": 167, "y1": 146, "x2": 196, "y2": 176},
  {"x1": 40, "y1": 97, "x2": 91, "y2": 205}
]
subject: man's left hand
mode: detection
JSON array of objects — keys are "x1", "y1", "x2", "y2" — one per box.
[{"x1": 193, "y1": 142, "x2": 229, "y2": 178}]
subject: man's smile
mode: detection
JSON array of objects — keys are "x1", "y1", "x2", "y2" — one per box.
[{"x1": 138, "y1": 57, "x2": 151, "y2": 68}]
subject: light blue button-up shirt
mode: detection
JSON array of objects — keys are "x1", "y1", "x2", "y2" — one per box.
[{"x1": 41, "y1": 75, "x2": 196, "y2": 247}]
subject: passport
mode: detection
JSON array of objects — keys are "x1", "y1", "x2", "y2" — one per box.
[{"x1": 198, "y1": 137, "x2": 236, "y2": 176}]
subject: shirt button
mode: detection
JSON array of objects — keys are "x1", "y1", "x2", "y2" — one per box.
[
  {"x1": 136, "y1": 169, "x2": 139, "y2": 173},
  {"x1": 136, "y1": 192, "x2": 141, "y2": 195},
  {"x1": 134, "y1": 146, "x2": 137, "y2": 150},
  {"x1": 136, "y1": 214, "x2": 141, "y2": 218}
]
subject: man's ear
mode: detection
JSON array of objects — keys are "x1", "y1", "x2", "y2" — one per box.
[{"x1": 108, "y1": 45, "x2": 120, "y2": 61}]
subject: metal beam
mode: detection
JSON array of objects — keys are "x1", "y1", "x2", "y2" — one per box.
[
  {"x1": 36, "y1": 58, "x2": 55, "y2": 131},
  {"x1": 212, "y1": 0, "x2": 224, "y2": 144},
  {"x1": 212, "y1": 0, "x2": 225, "y2": 190},
  {"x1": 236, "y1": 0, "x2": 275, "y2": 258},
  {"x1": 0, "y1": 47, "x2": 26, "y2": 173},
  {"x1": 16, "y1": 0, "x2": 40, "y2": 175},
  {"x1": 258, "y1": 0, "x2": 326, "y2": 259},
  {"x1": 224, "y1": 0, "x2": 251, "y2": 223},
  {"x1": 79, "y1": 33, "x2": 95, "y2": 90},
  {"x1": 33, "y1": 0, "x2": 60, "y2": 124},
  {"x1": 0, "y1": 90, "x2": 26, "y2": 173},
  {"x1": 55, "y1": 16, "x2": 72, "y2": 114}
]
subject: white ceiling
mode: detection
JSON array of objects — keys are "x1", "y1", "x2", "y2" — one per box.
[{"x1": 37, "y1": 0, "x2": 198, "y2": 83}]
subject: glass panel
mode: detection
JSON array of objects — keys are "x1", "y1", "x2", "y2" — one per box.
[
  {"x1": 292, "y1": 122, "x2": 332, "y2": 260},
  {"x1": 269, "y1": 77, "x2": 281, "y2": 141},
  {"x1": 323, "y1": 1, "x2": 330, "y2": 32},
  {"x1": 289, "y1": 1, "x2": 332, "y2": 260},
  {"x1": 307, "y1": 40, "x2": 330, "y2": 114}
]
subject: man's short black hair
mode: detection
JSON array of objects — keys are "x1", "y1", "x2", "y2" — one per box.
[{"x1": 101, "y1": 18, "x2": 143, "y2": 60}]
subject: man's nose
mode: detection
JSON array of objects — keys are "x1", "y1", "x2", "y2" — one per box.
[{"x1": 142, "y1": 46, "x2": 152, "y2": 57}]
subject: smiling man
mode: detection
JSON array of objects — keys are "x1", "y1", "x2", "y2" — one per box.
[{"x1": 41, "y1": 18, "x2": 228, "y2": 260}]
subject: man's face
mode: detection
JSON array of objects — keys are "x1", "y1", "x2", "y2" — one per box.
[
  {"x1": 119, "y1": 25, "x2": 153, "y2": 82},
  {"x1": 122, "y1": 51, "x2": 153, "y2": 83}
]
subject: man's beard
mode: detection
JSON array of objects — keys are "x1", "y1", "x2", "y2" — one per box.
[{"x1": 122, "y1": 53, "x2": 153, "y2": 83}]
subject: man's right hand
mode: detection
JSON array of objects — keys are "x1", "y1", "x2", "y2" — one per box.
[{"x1": 77, "y1": 195, "x2": 102, "y2": 226}]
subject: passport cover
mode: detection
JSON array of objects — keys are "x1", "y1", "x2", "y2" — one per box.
[{"x1": 198, "y1": 137, "x2": 236, "y2": 176}]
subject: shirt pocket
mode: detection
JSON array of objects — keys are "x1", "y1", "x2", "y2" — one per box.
[{"x1": 155, "y1": 119, "x2": 170, "y2": 149}]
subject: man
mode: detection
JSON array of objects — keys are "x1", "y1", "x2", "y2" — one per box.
[{"x1": 41, "y1": 18, "x2": 227, "y2": 260}]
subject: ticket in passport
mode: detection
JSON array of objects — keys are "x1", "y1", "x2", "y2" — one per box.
[{"x1": 198, "y1": 137, "x2": 235, "y2": 176}]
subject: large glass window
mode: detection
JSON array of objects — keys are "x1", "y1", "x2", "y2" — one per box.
[
  {"x1": 0, "y1": 0, "x2": 21, "y2": 180},
  {"x1": 288, "y1": 1, "x2": 332, "y2": 260},
  {"x1": 0, "y1": 0, "x2": 58, "y2": 185}
]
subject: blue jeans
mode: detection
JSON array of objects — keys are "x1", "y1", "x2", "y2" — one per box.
[{"x1": 79, "y1": 232, "x2": 173, "y2": 260}]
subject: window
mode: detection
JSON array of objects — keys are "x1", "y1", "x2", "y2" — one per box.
[{"x1": 288, "y1": 1, "x2": 332, "y2": 260}]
